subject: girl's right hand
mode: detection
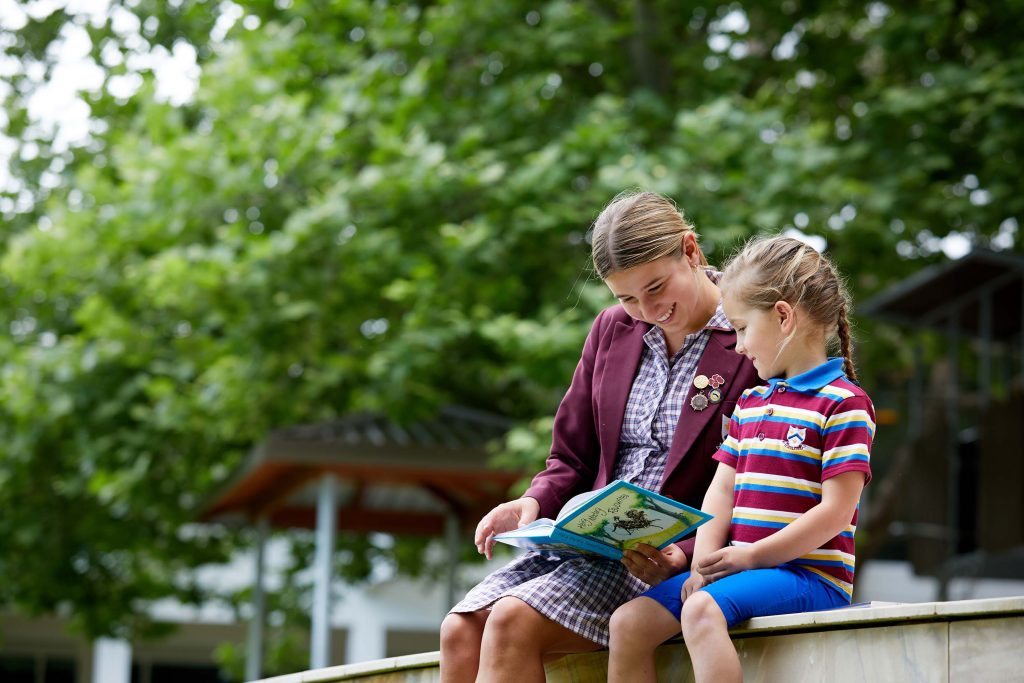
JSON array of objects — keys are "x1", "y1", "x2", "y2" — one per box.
[
  {"x1": 681, "y1": 570, "x2": 707, "y2": 600},
  {"x1": 474, "y1": 497, "x2": 541, "y2": 559}
]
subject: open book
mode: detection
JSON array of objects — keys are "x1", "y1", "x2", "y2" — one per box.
[{"x1": 493, "y1": 480, "x2": 712, "y2": 560}]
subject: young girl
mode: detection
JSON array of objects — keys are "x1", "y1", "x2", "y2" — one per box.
[{"x1": 607, "y1": 235, "x2": 875, "y2": 683}]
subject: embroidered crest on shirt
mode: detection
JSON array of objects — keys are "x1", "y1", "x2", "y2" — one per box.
[{"x1": 785, "y1": 426, "x2": 806, "y2": 449}]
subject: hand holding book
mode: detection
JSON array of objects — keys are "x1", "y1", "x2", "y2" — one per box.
[
  {"x1": 620, "y1": 541, "x2": 691, "y2": 585},
  {"x1": 474, "y1": 497, "x2": 541, "y2": 560}
]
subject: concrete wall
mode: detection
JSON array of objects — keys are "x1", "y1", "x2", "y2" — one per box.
[{"x1": 252, "y1": 597, "x2": 1024, "y2": 683}]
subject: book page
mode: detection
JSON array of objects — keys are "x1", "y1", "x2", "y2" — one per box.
[{"x1": 554, "y1": 488, "x2": 601, "y2": 522}]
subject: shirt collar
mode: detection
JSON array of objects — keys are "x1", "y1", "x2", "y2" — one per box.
[
  {"x1": 765, "y1": 357, "x2": 846, "y2": 396},
  {"x1": 703, "y1": 269, "x2": 731, "y2": 331}
]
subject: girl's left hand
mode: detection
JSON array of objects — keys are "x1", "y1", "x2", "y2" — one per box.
[
  {"x1": 695, "y1": 545, "x2": 757, "y2": 583},
  {"x1": 620, "y1": 543, "x2": 689, "y2": 585}
]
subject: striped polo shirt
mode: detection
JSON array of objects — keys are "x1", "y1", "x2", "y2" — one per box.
[{"x1": 713, "y1": 358, "x2": 874, "y2": 599}]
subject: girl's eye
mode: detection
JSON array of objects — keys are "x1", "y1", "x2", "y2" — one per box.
[{"x1": 648, "y1": 283, "x2": 663, "y2": 294}]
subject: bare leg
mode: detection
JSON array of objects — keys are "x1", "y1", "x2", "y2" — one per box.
[
  {"x1": 607, "y1": 596, "x2": 681, "y2": 683},
  {"x1": 680, "y1": 592, "x2": 741, "y2": 683},
  {"x1": 440, "y1": 610, "x2": 489, "y2": 683},
  {"x1": 476, "y1": 597, "x2": 602, "y2": 683}
]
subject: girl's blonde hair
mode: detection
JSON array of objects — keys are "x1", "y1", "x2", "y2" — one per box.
[
  {"x1": 591, "y1": 191, "x2": 708, "y2": 279},
  {"x1": 721, "y1": 235, "x2": 858, "y2": 382}
]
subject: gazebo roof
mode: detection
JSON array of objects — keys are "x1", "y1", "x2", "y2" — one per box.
[
  {"x1": 860, "y1": 248, "x2": 1024, "y2": 338},
  {"x1": 200, "y1": 405, "x2": 524, "y2": 535}
]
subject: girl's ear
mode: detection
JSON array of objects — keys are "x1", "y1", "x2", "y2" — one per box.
[
  {"x1": 774, "y1": 301, "x2": 797, "y2": 333},
  {"x1": 681, "y1": 232, "x2": 701, "y2": 267}
]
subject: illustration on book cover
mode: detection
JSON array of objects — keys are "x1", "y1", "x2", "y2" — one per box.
[{"x1": 560, "y1": 485, "x2": 704, "y2": 549}]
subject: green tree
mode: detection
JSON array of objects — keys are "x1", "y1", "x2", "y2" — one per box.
[{"x1": 1, "y1": 0, "x2": 1021, "y2": 652}]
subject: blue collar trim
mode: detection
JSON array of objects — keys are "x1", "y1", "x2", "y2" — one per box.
[{"x1": 765, "y1": 357, "x2": 846, "y2": 396}]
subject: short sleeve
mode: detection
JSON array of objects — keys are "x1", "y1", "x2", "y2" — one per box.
[
  {"x1": 712, "y1": 400, "x2": 745, "y2": 468},
  {"x1": 820, "y1": 395, "x2": 875, "y2": 484}
]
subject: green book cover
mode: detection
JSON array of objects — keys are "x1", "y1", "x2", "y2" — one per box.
[{"x1": 494, "y1": 480, "x2": 712, "y2": 560}]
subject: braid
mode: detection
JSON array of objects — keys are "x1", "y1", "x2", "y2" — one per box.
[
  {"x1": 722, "y1": 235, "x2": 859, "y2": 383},
  {"x1": 837, "y1": 304, "x2": 858, "y2": 382}
]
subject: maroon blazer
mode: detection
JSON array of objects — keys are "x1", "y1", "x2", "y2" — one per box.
[{"x1": 523, "y1": 305, "x2": 761, "y2": 553}]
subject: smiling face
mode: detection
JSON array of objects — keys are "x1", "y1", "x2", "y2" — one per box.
[
  {"x1": 604, "y1": 249, "x2": 715, "y2": 346},
  {"x1": 722, "y1": 291, "x2": 789, "y2": 380}
]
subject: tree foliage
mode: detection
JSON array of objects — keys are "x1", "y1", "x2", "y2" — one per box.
[{"x1": 1, "y1": 0, "x2": 1022, "y2": 645}]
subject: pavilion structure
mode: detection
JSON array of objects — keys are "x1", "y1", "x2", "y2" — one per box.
[
  {"x1": 200, "y1": 405, "x2": 523, "y2": 681},
  {"x1": 861, "y1": 247, "x2": 1024, "y2": 598}
]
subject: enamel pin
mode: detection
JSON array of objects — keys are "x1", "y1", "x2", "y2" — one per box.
[{"x1": 691, "y1": 372, "x2": 725, "y2": 412}]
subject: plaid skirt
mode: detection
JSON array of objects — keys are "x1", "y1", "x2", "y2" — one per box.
[{"x1": 449, "y1": 551, "x2": 650, "y2": 646}]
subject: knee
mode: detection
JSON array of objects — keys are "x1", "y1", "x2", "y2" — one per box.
[
  {"x1": 479, "y1": 593, "x2": 552, "y2": 655},
  {"x1": 483, "y1": 598, "x2": 539, "y2": 649},
  {"x1": 680, "y1": 591, "x2": 725, "y2": 639},
  {"x1": 609, "y1": 601, "x2": 655, "y2": 648},
  {"x1": 440, "y1": 612, "x2": 483, "y2": 655}
]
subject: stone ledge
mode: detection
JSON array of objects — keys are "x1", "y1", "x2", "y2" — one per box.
[
  {"x1": 250, "y1": 596, "x2": 1024, "y2": 683},
  {"x1": 731, "y1": 595, "x2": 1024, "y2": 635}
]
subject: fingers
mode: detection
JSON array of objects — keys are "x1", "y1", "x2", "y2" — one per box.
[
  {"x1": 483, "y1": 533, "x2": 495, "y2": 560},
  {"x1": 475, "y1": 499, "x2": 528, "y2": 556},
  {"x1": 700, "y1": 569, "x2": 732, "y2": 584},
  {"x1": 620, "y1": 550, "x2": 649, "y2": 577},
  {"x1": 474, "y1": 505, "x2": 504, "y2": 554},
  {"x1": 697, "y1": 561, "x2": 725, "y2": 579},
  {"x1": 695, "y1": 549, "x2": 725, "y2": 576},
  {"x1": 622, "y1": 547, "x2": 679, "y2": 585},
  {"x1": 474, "y1": 517, "x2": 493, "y2": 552},
  {"x1": 475, "y1": 517, "x2": 499, "y2": 560},
  {"x1": 697, "y1": 560, "x2": 738, "y2": 583},
  {"x1": 630, "y1": 543, "x2": 660, "y2": 560}
]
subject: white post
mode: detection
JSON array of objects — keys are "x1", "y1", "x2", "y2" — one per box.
[
  {"x1": 311, "y1": 475, "x2": 337, "y2": 669},
  {"x1": 344, "y1": 618, "x2": 387, "y2": 664},
  {"x1": 92, "y1": 638, "x2": 131, "y2": 683},
  {"x1": 246, "y1": 517, "x2": 269, "y2": 681},
  {"x1": 445, "y1": 510, "x2": 461, "y2": 609}
]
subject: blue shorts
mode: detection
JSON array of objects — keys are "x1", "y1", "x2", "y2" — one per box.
[{"x1": 640, "y1": 565, "x2": 848, "y2": 628}]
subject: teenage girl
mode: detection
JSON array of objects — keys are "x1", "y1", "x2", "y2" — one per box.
[
  {"x1": 607, "y1": 235, "x2": 875, "y2": 683},
  {"x1": 441, "y1": 192, "x2": 760, "y2": 683}
]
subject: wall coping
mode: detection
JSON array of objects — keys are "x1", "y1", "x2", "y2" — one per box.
[{"x1": 252, "y1": 595, "x2": 1024, "y2": 683}]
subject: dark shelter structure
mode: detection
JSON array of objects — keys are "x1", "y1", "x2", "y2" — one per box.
[
  {"x1": 862, "y1": 248, "x2": 1024, "y2": 597},
  {"x1": 200, "y1": 406, "x2": 521, "y2": 680}
]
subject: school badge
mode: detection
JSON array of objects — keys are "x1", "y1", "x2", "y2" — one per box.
[{"x1": 785, "y1": 426, "x2": 806, "y2": 449}]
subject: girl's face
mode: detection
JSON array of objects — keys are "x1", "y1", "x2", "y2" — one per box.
[
  {"x1": 604, "y1": 249, "x2": 709, "y2": 341},
  {"x1": 722, "y1": 291, "x2": 789, "y2": 380}
]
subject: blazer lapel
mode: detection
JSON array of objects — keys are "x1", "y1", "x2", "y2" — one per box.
[
  {"x1": 596, "y1": 319, "x2": 647, "y2": 485},
  {"x1": 662, "y1": 329, "x2": 742, "y2": 483}
]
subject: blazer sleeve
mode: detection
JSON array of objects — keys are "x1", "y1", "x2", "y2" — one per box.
[{"x1": 522, "y1": 309, "x2": 609, "y2": 519}]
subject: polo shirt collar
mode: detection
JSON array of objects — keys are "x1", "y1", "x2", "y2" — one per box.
[{"x1": 765, "y1": 357, "x2": 845, "y2": 396}]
